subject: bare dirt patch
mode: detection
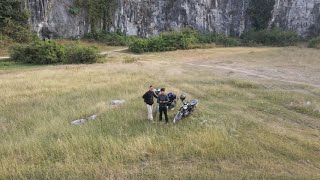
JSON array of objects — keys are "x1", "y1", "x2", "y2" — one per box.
[{"x1": 172, "y1": 47, "x2": 320, "y2": 88}]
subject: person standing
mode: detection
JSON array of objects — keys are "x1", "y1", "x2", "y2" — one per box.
[
  {"x1": 142, "y1": 85, "x2": 158, "y2": 122},
  {"x1": 157, "y1": 88, "x2": 169, "y2": 124}
]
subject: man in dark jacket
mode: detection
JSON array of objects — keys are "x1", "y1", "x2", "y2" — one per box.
[
  {"x1": 157, "y1": 88, "x2": 169, "y2": 124},
  {"x1": 142, "y1": 85, "x2": 158, "y2": 122}
]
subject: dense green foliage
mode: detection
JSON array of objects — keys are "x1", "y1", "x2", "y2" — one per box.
[
  {"x1": 1, "y1": 18, "x2": 37, "y2": 43},
  {"x1": 247, "y1": 0, "x2": 275, "y2": 30},
  {"x1": 85, "y1": 31, "x2": 128, "y2": 46},
  {"x1": 129, "y1": 30, "x2": 197, "y2": 53},
  {"x1": 10, "y1": 41, "x2": 101, "y2": 64},
  {"x1": 10, "y1": 41, "x2": 66, "y2": 64},
  {"x1": 128, "y1": 28, "x2": 299, "y2": 53},
  {"x1": 0, "y1": 34, "x2": 13, "y2": 48},
  {"x1": 0, "y1": 0, "x2": 28, "y2": 27},
  {"x1": 129, "y1": 30, "x2": 240, "y2": 53},
  {"x1": 64, "y1": 44, "x2": 100, "y2": 64},
  {"x1": 308, "y1": 36, "x2": 320, "y2": 49},
  {"x1": 241, "y1": 29, "x2": 299, "y2": 46},
  {"x1": 0, "y1": 0, "x2": 37, "y2": 43},
  {"x1": 75, "y1": 0, "x2": 117, "y2": 32},
  {"x1": 196, "y1": 32, "x2": 240, "y2": 47}
]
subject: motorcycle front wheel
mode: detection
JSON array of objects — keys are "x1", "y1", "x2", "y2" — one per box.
[
  {"x1": 153, "y1": 105, "x2": 159, "y2": 117},
  {"x1": 173, "y1": 112, "x2": 183, "y2": 124}
]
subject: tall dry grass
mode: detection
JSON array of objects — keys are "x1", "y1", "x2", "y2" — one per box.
[{"x1": 0, "y1": 47, "x2": 320, "y2": 179}]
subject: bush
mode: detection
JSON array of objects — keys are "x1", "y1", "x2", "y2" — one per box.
[
  {"x1": 0, "y1": 34, "x2": 13, "y2": 48},
  {"x1": 84, "y1": 31, "x2": 128, "y2": 46},
  {"x1": 216, "y1": 35, "x2": 241, "y2": 47},
  {"x1": 128, "y1": 38, "x2": 149, "y2": 54},
  {"x1": 1, "y1": 18, "x2": 37, "y2": 43},
  {"x1": 241, "y1": 29, "x2": 299, "y2": 46},
  {"x1": 247, "y1": 0, "x2": 275, "y2": 30},
  {"x1": 128, "y1": 29, "x2": 242, "y2": 53},
  {"x1": 129, "y1": 30, "x2": 198, "y2": 53},
  {"x1": 196, "y1": 32, "x2": 218, "y2": 44},
  {"x1": 10, "y1": 41, "x2": 65, "y2": 64},
  {"x1": 195, "y1": 32, "x2": 240, "y2": 47},
  {"x1": 308, "y1": 36, "x2": 320, "y2": 49},
  {"x1": 161, "y1": 30, "x2": 198, "y2": 49},
  {"x1": 10, "y1": 41, "x2": 101, "y2": 64},
  {"x1": 64, "y1": 44, "x2": 101, "y2": 64}
]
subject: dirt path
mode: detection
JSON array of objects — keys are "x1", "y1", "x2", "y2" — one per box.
[
  {"x1": 2, "y1": 47, "x2": 319, "y2": 89},
  {"x1": 100, "y1": 48, "x2": 128, "y2": 55},
  {"x1": 0, "y1": 57, "x2": 9, "y2": 60},
  {"x1": 180, "y1": 61, "x2": 320, "y2": 88}
]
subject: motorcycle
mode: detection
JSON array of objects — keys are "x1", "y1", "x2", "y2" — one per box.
[
  {"x1": 173, "y1": 94, "x2": 198, "y2": 123},
  {"x1": 153, "y1": 89, "x2": 178, "y2": 117}
]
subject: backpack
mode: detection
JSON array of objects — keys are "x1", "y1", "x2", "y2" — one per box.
[{"x1": 167, "y1": 93, "x2": 176, "y2": 102}]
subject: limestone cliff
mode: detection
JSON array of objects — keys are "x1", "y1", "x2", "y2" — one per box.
[
  {"x1": 27, "y1": 0, "x2": 89, "y2": 38},
  {"x1": 27, "y1": 0, "x2": 320, "y2": 38}
]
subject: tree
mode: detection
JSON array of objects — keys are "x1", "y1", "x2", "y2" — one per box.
[
  {"x1": 75, "y1": 0, "x2": 117, "y2": 33},
  {"x1": 247, "y1": 0, "x2": 275, "y2": 30},
  {"x1": 0, "y1": 0, "x2": 35, "y2": 43},
  {"x1": 0, "y1": 0, "x2": 29, "y2": 28}
]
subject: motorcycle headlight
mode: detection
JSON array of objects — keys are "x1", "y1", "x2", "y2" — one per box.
[{"x1": 183, "y1": 105, "x2": 188, "y2": 110}]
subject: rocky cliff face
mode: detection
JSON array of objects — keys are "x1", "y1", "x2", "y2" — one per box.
[
  {"x1": 113, "y1": 0, "x2": 250, "y2": 37},
  {"x1": 269, "y1": 0, "x2": 320, "y2": 37},
  {"x1": 27, "y1": 0, "x2": 320, "y2": 38},
  {"x1": 27, "y1": 0, "x2": 90, "y2": 38}
]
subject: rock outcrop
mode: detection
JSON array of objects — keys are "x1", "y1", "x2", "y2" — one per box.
[
  {"x1": 269, "y1": 0, "x2": 320, "y2": 37},
  {"x1": 27, "y1": 0, "x2": 90, "y2": 38},
  {"x1": 27, "y1": 0, "x2": 320, "y2": 38}
]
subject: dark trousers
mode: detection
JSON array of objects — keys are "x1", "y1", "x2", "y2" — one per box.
[{"x1": 159, "y1": 106, "x2": 168, "y2": 123}]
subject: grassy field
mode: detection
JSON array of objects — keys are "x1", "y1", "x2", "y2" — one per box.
[{"x1": 0, "y1": 46, "x2": 320, "y2": 179}]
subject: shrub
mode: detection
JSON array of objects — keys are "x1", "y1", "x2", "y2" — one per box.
[
  {"x1": 196, "y1": 32, "x2": 218, "y2": 44},
  {"x1": 84, "y1": 31, "x2": 128, "y2": 46},
  {"x1": 129, "y1": 30, "x2": 198, "y2": 53},
  {"x1": 247, "y1": 0, "x2": 275, "y2": 30},
  {"x1": 1, "y1": 18, "x2": 38, "y2": 43},
  {"x1": 68, "y1": 7, "x2": 80, "y2": 15},
  {"x1": 215, "y1": 35, "x2": 241, "y2": 47},
  {"x1": 241, "y1": 29, "x2": 299, "y2": 46},
  {"x1": 10, "y1": 41, "x2": 101, "y2": 64},
  {"x1": 161, "y1": 31, "x2": 197, "y2": 49},
  {"x1": 10, "y1": 41, "x2": 65, "y2": 64},
  {"x1": 195, "y1": 32, "x2": 240, "y2": 47},
  {"x1": 0, "y1": 34, "x2": 13, "y2": 48},
  {"x1": 308, "y1": 36, "x2": 320, "y2": 49},
  {"x1": 128, "y1": 38, "x2": 149, "y2": 54},
  {"x1": 64, "y1": 44, "x2": 101, "y2": 64}
]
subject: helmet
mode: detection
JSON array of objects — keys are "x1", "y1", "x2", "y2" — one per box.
[
  {"x1": 154, "y1": 88, "x2": 161, "y2": 95},
  {"x1": 180, "y1": 94, "x2": 186, "y2": 101}
]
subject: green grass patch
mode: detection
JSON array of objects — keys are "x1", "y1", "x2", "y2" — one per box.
[
  {"x1": 1, "y1": 48, "x2": 320, "y2": 178},
  {"x1": 241, "y1": 29, "x2": 299, "y2": 46},
  {"x1": 308, "y1": 36, "x2": 320, "y2": 49}
]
